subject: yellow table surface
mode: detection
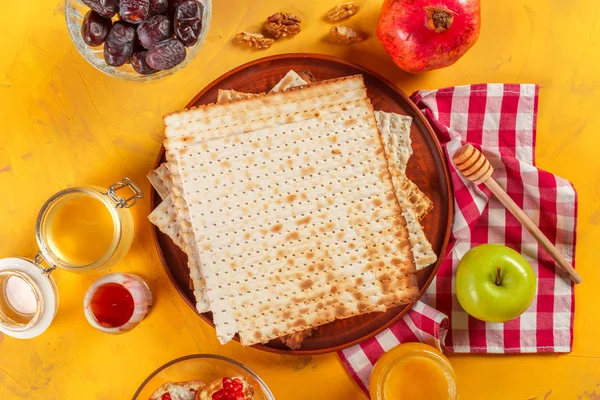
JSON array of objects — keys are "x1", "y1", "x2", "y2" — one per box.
[{"x1": 1, "y1": 0, "x2": 599, "y2": 399}]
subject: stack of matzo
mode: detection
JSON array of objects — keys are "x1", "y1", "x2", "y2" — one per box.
[{"x1": 148, "y1": 71, "x2": 437, "y2": 347}]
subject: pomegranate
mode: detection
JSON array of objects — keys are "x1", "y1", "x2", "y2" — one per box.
[{"x1": 377, "y1": 0, "x2": 481, "y2": 74}]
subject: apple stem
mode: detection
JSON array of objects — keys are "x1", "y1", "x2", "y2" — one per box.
[{"x1": 496, "y1": 266, "x2": 502, "y2": 286}]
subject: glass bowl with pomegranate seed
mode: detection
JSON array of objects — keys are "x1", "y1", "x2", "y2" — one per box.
[
  {"x1": 132, "y1": 354, "x2": 275, "y2": 400},
  {"x1": 65, "y1": 0, "x2": 212, "y2": 81}
]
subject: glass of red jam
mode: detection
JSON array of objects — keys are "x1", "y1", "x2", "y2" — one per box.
[{"x1": 83, "y1": 273, "x2": 152, "y2": 333}]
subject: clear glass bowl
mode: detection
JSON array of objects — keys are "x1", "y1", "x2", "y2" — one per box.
[
  {"x1": 132, "y1": 354, "x2": 275, "y2": 399},
  {"x1": 65, "y1": 0, "x2": 212, "y2": 81}
]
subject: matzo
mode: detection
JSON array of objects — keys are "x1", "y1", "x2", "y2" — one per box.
[
  {"x1": 149, "y1": 195, "x2": 185, "y2": 249},
  {"x1": 376, "y1": 111, "x2": 413, "y2": 174},
  {"x1": 165, "y1": 76, "x2": 419, "y2": 345},
  {"x1": 147, "y1": 163, "x2": 171, "y2": 200},
  {"x1": 217, "y1": 90, "x2": 259, "y2": 103},
  {"x1": 151, "y1": 71, "x2": 343, "y2": 314},
  {"x1": 375, "y1": 111, "x2": 433, "y2": 220},
  {"x1": 269, "y1": 70, "x2": 309, "y2": 93},
  {"x1": 149, "y1": 73, "x2": 436, "y2": 322},
  {"x1": 208, "y1": 92, "x2": 433, "y2": 270},
  {"x1": 215, "y1": 88, "x2": 432, "y2": 220},
  {"x1": 163, "y1": 76, "x2": 385, "y2": 320}
]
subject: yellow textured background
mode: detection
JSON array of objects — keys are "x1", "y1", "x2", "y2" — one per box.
[{"x1": 1, "y1": 0, "x2": 599, "y2": 399}]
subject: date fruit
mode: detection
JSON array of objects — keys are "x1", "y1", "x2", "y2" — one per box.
[
  {"x1": 146, "y1": 38, "x2": 186, "y2": 70},
  {"x1": 81, "y1": 10, "x2": 112, "y2": 46},
  {"x1": 119, "y1": 0, "x2": 150, "y2": 24},
  {"x1": 137, "y1": 15, "x2": 171, "y2": 49},
  {"x1": 130, "y1": 50, "x2": 157, "y2": 74},
  {"x1": 104, "y1": 22, "x2": 136, "y2": 66},
  {"x1": 82, "y1": 0, "x2": 119, "y2": 18},
  {"x1": 168, "y1": 0, "x2": 186, "y2": 15},
  {"x1": 149, "y1": 0, "x2": 168, "y2": 15},
  {"x1": 173, "y1": 0, "x2": 203, "y2": 47}
]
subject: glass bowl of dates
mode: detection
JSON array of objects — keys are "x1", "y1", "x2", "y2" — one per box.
[
  {"x1": 65, "y1": 0, "x2": 211, "y2": 81},
  {"x1": 132, "y1": 354, "x2": 275, "y2": 400}
]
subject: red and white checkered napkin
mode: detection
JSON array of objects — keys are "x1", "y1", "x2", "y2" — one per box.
[{"x1": 339, "y1": 84, "x2": 578, "y2": 395}]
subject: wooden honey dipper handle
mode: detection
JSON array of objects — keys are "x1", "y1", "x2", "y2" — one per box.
[{"x1": 452, "y1": 144, "x2": 582, "y2": 284}]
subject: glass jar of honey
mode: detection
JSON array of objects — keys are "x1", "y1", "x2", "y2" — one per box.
[
  {"x1": 0, "y1": 178, "x2": 144, "y2": 339},
  {"x1": 369, "y1": 342, "x2": 458, "y2": 400}
]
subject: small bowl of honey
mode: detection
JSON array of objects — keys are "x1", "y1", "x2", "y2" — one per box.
[{"x1": 369, "y1": 342, "x2": 457, "y2": 400}]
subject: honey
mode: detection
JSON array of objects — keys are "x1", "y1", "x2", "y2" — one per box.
[
  {"x1": 382, "y1": 355, "x2": 452, "y2": 399},
  {"x1": 370, "y1": 343, "x2": 457, "y2": 400},
  {"x1": 45, "y1": 193, "x2": 115, "y2": 266}
]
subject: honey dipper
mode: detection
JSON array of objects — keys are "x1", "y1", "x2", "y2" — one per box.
[{"x1": 452, "y1": 144, "x2": 582, "y2": 284}]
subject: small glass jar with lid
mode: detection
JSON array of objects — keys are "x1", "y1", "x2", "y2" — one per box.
[{"x1": 0, "y1": 178, "x2": 144, "y2": 339}]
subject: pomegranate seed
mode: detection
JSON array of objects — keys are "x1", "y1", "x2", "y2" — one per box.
[
  {"x1": 212, "y1": 392, "x2": 224, "y2": 400},
  {"x1": 161, "y1": 394, "x2": 172, "y2": 400},
  {"x1": 211, "y1": 377, "x2": 249, "y2": 400}
]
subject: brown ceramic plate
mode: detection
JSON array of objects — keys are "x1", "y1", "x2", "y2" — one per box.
[{"x1": 151, "y1": 54, "x2": 452, "y2": 355}]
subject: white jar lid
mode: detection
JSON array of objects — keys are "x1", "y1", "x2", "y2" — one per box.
[{"x1": 0, "y1": 258, "x2": 58, "y2": 339}]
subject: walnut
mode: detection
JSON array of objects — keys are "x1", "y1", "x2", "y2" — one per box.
[
  {"x1": 329, "y1": 26, "x2": 364, "y2": 45},
  {"x1": 263, "y1": 13, "x2": 301, "y2": 38},
  {"x1": 234, "y1": 32, "x2": 274, "y2": 50},
  {"x1": 327, "y1": 3, "x2": 360, "y2": 22}
]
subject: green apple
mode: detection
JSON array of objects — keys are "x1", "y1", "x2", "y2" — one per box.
[{"x1": 456, "y1": 244, "x2": 537, "y2": 323}]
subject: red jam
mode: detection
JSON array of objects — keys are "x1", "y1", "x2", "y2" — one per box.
[{"x1": 89, "y1": 282, "x2": 134, "y2": 327}]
